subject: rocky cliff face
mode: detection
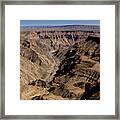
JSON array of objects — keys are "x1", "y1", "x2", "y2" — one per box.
[{"x1": 20, "y1": 25, "x2": 100, "y2": 100}]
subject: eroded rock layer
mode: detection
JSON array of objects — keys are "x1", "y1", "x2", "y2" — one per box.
[{"x1": 20, "y1": 25, "x2": 100, "y2": 100}]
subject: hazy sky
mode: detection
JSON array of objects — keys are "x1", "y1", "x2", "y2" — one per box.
[{"x1": 20, "y1": 20, "x2": 100, "y2": 26}]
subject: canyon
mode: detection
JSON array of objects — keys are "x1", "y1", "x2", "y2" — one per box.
[{"x1": 20, "y1": 25, "x2": 100, "y2": 100}]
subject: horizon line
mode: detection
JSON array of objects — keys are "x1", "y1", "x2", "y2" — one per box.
[{"x1": 20, "y1": 24, "x2": 100, "y2": 27}]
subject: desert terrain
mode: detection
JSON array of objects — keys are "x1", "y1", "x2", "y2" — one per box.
[{"x1": 20, "y1": 25, "x2": 100, "y2": 100}]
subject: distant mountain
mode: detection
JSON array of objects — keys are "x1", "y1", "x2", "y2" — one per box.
[
  {"x1": 20, "y1": 25, "x2": 100, "y2": 32},
  {"x1": 21, "y1": 24, "x2": 100, "y2": 28}
]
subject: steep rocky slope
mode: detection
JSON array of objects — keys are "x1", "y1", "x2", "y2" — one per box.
[{"x1": 20, "y1": 25, "x2": 100, "y2": 100}]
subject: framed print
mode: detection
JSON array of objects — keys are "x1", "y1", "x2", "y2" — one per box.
[{"x1": 0, "y1": 0, "x2": 119, "y2": 119}]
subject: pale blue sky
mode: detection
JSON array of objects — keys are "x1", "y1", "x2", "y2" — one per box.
[{"x1": 20, "y1": 20, "x2": 100, "y2": 26}]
